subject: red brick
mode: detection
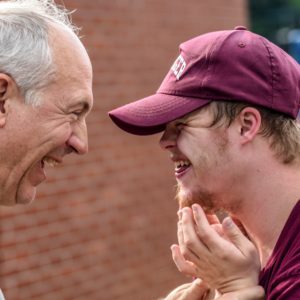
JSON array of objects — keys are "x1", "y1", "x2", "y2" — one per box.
[{"x1": 0, "y1": 0, "x2": 248, "y2": 299}]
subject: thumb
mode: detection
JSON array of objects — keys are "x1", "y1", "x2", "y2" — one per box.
[
  {"x1": 222, "y1": 217, "x2": 252, "y2": 252},
  {"x1": 183, "y1": 279, "x2": 211, "y2": 299},
  {"x1": 216, "y1": 285, "x2": 265, "y2": 300},
  {"x1": 163, "y1": 279, "x2": 210, "y2": 300},
  {"x1": 171, "y1": 244, "x2": 197, "y2": 277}
]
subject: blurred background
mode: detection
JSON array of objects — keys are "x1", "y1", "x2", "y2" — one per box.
[{"x1": 0, "y1": 0, "x2": 299, "y2": 299}]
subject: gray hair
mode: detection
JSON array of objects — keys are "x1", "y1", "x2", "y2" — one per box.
[{"x1": 0, "y1": 0, "x2": 79, "y2": 106}]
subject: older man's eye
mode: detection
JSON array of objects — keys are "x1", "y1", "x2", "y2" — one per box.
[{"x1": 72, "y1": 110, "x2": 82, "y2": 117}]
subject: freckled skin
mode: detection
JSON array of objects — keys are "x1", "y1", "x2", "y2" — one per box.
[{"x1": 160, "y1": 106, "x2": 236, "y2": 213}]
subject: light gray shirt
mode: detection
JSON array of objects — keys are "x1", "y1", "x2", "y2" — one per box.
[{"x1": 0, "y1": 289, "x2": 5, "y2": 300}]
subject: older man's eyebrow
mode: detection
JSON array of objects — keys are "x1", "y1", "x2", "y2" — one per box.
[{"x1": 69, "y1": 100, "x2": 91, "y2": 112}]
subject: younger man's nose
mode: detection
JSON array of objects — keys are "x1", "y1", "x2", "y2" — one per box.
[{"x1": 159, "y1": 128, "x2": 177, "y2": 150}]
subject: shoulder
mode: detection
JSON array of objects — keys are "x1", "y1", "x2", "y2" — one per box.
[
  {"x1": 266, "y1": 274, "x2": 300, "y2": 299},
  {"x1": 262, "y1": 245, "x2": 300, "y2": 299}
]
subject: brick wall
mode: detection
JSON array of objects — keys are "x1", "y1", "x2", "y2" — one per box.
[{"x1": 0, "y1": 1, "x2": 248, "y2": 299}]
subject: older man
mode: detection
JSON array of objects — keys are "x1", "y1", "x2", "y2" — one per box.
[
  {"x1": 109, "y1": 26, "x2": 300, "y2": 299},
  {"x1": 0, "y1": 0, "x2": 93, "y2": 207},
  {"x1": 0, "y1": 1, "x2": 92, "y2": 298}
]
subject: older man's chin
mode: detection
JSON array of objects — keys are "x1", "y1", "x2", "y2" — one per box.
[
  {"x1": 0, "y1": 197, "x2": 15, "y2": 206},
  {"x1": 16, "y1": 187, "x2": 37, "y2": 205},
  {"x1": 1, "y1": 192, "x2": 36, "y2": 206}
]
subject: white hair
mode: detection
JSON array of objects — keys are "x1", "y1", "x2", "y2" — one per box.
[{"x1": 0, "y1": 0, "x2": 79, "y2": 106}]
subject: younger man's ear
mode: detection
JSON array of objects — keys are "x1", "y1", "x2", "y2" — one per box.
[
  {"x1": 0, "y1": 73, "x2": 20, "y2": 128},
  {"x1": 238, "y1": 107, "x2": 261, "y2": 144}
]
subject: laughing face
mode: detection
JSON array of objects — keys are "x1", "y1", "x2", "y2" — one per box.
[
  {"x1": 159, "y1": 104, "x2": 235, "y2": 212},
  {"x1": 0, "y1": 26, "x2": 93, "y2": 205}
]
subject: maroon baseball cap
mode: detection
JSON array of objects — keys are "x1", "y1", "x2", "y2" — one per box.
[{"x1": 109, "y1": 26, "x2": 300, "y2": 135}]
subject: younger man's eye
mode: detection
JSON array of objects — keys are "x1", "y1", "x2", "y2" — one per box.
[{"x1": 176, "y1": 122, "x2": 185, "y2": 130}]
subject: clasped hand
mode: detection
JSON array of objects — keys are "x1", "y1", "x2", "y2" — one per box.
[{"x1": 171, "y1": 204, "x2": 262, "y2": 296}]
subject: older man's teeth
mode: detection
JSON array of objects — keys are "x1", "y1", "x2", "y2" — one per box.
[
  {"x1": 42, "y1": 157, "x2": 59, "y2": 167},
  {"x1": 175, "y1": 160, "x2": 191, "y2": 171}
]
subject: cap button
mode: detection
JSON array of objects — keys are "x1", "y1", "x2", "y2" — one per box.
[{"x1": 234, "y1": 25, "x2": 247, "y2": 30}]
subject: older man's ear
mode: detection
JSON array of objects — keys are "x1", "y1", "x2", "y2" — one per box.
[{"x1": 0, "y1": 74, "x2": 20, "y2": 128}]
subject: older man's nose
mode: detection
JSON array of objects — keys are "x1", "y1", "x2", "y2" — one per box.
[
  {"x1": 67, "y1": 122, "x2": 89, "y2": 155},
  {"x1": 67, "y1": 134, "x2": 88, "y2": 155}
]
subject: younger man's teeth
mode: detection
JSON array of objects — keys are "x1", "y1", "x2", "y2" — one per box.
[{"x1": 175, "y1": 160, "x2": 190, "y2": 168}]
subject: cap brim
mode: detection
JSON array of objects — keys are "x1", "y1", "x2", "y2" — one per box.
[{"x1": 108, "y1": 93, "x2": 211, "y2": 135}]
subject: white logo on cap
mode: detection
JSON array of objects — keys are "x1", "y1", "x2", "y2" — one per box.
[{"x1": 171, "y1": 54, "x2": 186, "y2": 80}]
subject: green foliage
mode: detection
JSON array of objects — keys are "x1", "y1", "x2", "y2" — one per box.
[
  {"x1": 250, "y1": 0, "x2": 300, "y2": 41},
  {"x1": 290, "y1": 0, "x2": 300, "y2": 9},
  {"x1": 250, "y1": 0, "x2": 300, "y2": 59}
]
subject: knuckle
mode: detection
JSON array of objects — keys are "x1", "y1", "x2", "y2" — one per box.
[
  {"x1": 245, "y1": 245, "x2": 258, "y2": 259},
  {"x1": 216, "y1": 250, "x2": 228, "y2": 261},
  {"x1": 181, "y1": 246, "x2": 189, "y2": 257},
  {"x1": 179, "y1": 265, "x2": 190, "y2": 274},
  {"x1": 198, "y1": 230, "x2": 211, "y2": 242},
  {"x1": 181, "y1": 217, "x2": 189, "y2": 226},
  {"x1": 185, "y1": 237, "x2": 195, "y2": 248},
  {"x1": 181, "y1": 247, "x2": 190, "y2": 259}
]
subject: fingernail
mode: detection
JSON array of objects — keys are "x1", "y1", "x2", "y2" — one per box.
[
  {"x1": 223, "y1": 217, "x2": 233, "y2": 228},
  {"x1": 177, "y1": 210, "x2": 182, "y2": 219},
  {"x1": 182, "y1": 207, "x2": 189, "y2": 213},
  {"x1": 192, "y1": 204, "x2": 198, "y2": 212},
  {"x1": 170, "y1": 244, "x2": 176, "y2": 251}
]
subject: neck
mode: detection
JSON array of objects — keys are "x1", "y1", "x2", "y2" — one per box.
[{"x1": 228, "y1": 163, "x2": 300, "y2": 267}]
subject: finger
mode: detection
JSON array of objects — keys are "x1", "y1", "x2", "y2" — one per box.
[
  {"x1": 177, "y1": 220, "x2": 188, "y2": 257},
  {"x1": 177, "y1": 220, "x2": 184, "y2": 248},
  {"x1": 182, "y1": 279, "x2": 210, "y2": 300},
  {"x1": 178, "y1": 221, "x2": 204, "y2": 265},
  {"x1": 177, "y1": 209, "x2": 183, "y2": 220},
  {"x1": 171, "y1": 244, "x2": 197, "y2": 277},
  {"x1": 181, "y1": 207, "x2": 210, "y2": 255},
  {"x1": 181, "y1": 208, "x2": 198, "y2": 245},
  {"x1": 210, "y1": 223, "x2": 225, "y2": 238},
  {"x1": 232, "y1": 217, "x2": 248, "y2": 236},
  {"x1": 188, "y1": 280, "x2": 211, "y2": 300},
  {"x1": 164, "y1": 278, "x2": 210, "y2": 300},
  {"x1": 163, "y1": 281, "x2": 202, "y2": 300},
  {"x1": 201, "y1": 213, "x2": 224, "y2": 238},
  {"x1": 206, "y1": 214, "x2": 220, "y2": 225},
  {"x1": 222, "y1": 217, "x2": 255, "y2": 254},
  {"x1": 191, "y1": 204, "x2": 223, "y2": 250}
]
